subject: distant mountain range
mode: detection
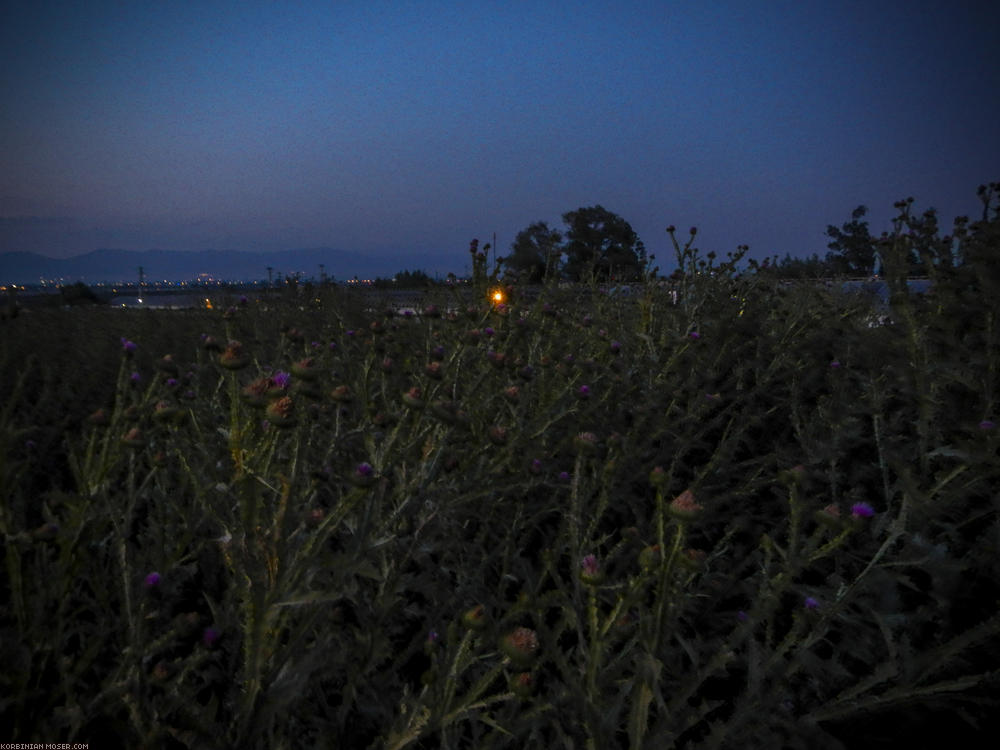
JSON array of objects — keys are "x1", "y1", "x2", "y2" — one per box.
[{"x1": 0, "y1": 247, "x2": 454, "y2": 284}]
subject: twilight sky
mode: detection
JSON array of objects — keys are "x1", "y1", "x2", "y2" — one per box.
[{"x1": 2, "y1": 0, "x2": 998, "y2": 274}]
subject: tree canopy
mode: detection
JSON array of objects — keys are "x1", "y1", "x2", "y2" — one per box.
[{"x1": 506, "y1": 205, "x2": 647, "y2": 282}]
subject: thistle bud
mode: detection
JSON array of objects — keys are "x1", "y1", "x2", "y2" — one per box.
[
  {"x1": 349, "y1": 462, "x2": 376, "y2": 487},
  {"x1": 668, "y1": 489, "x2": 702, "y2": 520},
  {"x1": 329, "y1": 384, "x2": 353, "y2": 402},
  {"x1": 814, "y1": 503, "x2": 843, "y2": 529},
  {"x1": 461, "y1": 604, "x2": 488, "y2": 631},
  {"x1": 499, "y1": 627, "x2": 539, "y2": 667},
  {"x1": 219, "y1": 341, "x2": 250, "y2": 370},
  {"x1": 649, "y1": 466, "x2": 667, "y2": 488},
  {"x1": 573, "y1": 432, "x2": 599, "y2": 453},
  {"x1": 579, "y1": 554, "x2": 603, "y2": 585},
  {"x1": 88, "y1": 408, "x2": 109, "y2": 427},
  {"x1": 241, "y1": 377, "x2": 271, "y2": 407},
  {"x1": 638, "y1": 545, "x2": 662, "y2": 571},
  {"x1": 291, "y1": 357, "x2": 319, "y2": 380},
  {"x1": 152, "y1": 400, "x2": 180, "y2": 422},
  {"x1": 265, "y1": 396, "x2": 296, "y2": 428},
  {"x1": 509, "y1": 671, "x2": 535, "y2": 698},
  {"x1": 402, "y1": 386, "x2": 424, "y2": 408},
  {"x1": 121, "y1": 427, "x2": 146, "y2": 448}
]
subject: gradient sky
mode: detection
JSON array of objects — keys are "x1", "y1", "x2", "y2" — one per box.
[{"x1": 2, "y1": 0, "x2": 998, "y2": 273}]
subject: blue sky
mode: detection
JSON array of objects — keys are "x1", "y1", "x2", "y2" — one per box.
[{"x1": 2, "y1": 0, "x2": 998, "y2": 272}]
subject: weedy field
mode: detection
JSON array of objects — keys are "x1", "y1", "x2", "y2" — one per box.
[{"x1": 2, "y1": 207, "x2": 999, "y2": 749}]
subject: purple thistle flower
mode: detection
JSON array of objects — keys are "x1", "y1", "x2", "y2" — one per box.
[
  {"x1": 804, "y1": 596, "x2": 820, "y2": 610},
  {"x1": 272, "y1": 371, "x2": 291, "y2": 389},
  {"x1": 610, "y1": 340, "x2": 622, "y2": 354},
  {"x1": 356, "y1": 462, "x2": 374, "y2": 477},
  {"x1": 529, "y1": 458, "x2": 542, "y2": 474},
  {"x1": 688, "y1": 331, "x2": 700, "y2": 340},
  {"x1": 484, "y1": 326, "x2": 495, "y2": 337},
  {"x1": 830, "y1": 359, "x2": 841, "y2": 369},
  {"x1": 850, "y1": 502, "x2": 875, "y2": 519},
  {"x1": 559, "y1": 471, "x2": 571, "y2": 483},
  {"x1": 581, "y1": 554, "x2": 599, "y2": 577},
  {"x1": 144, "y1": 572, "x2": 161, "y2": 588},
  {"x1": 577, "y1": 384, "x2": 591, "y2": 398},
  {"x1": 979, "y1": 419, "x2": 996, "y2": 430},
  {"x1": 130, "y1": 371, "x2": 141, "y2": 384},
  {"x1": 166, "y1": 377, "x2": 179, "y2": 388},
  {"x1": 121, "y1": 337, "x2": 137, "y2": 353},
  {"x1": 736, "y1": 610, "x2": 749, "y2": 622},
  {"x1": 202, "y1": 626, "x2": 221, "y2": 647}
]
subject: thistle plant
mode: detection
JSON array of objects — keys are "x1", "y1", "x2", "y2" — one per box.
[{"x1": 2, "y1": 191, "x2": 999, "y2": 747}]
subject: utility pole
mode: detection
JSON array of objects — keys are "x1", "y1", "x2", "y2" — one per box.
[
  {"x1": 138, "y1": 266, "x2": 145, "y2": 304},
  {"x1": 267, "y1": 266, "x2": 273, "y2": 288}
]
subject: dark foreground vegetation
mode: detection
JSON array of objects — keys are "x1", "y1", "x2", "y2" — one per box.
[{"x1": 2, "y1": 189, "x2": 999, "y2": 748}]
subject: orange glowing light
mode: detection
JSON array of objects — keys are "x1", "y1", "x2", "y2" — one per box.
[{"x1": 491, "y1": 289, "x2": 504, "y2": 304}]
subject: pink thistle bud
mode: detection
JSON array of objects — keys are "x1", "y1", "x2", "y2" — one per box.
[
  {"x1": 649, "y1": 466, "x2": 667, "y2": 487},
  {"x1": 503, "y1": 386, "x2": 520, "y2": 402},
  {"x1": 291, "y1": 357, "x2": 318, "y2": 380},
  {"x1": 201, "y1": 334, "x2": 223, "y2": 352},
  {"x1": 155, "y1": 354, "x2": 179, "y2": 375},
  {"x1": 242, "y1": 377, "x2": 271, "y2": 407},
  {"x1": 330, "y1": 385, "x2": 354, "y2": 404},
  {"x1": 488, "y1": 425, "x2": 509, "y2": 445},
  {"x1": 401, "y1": 386, "x2": 424, "y2": 408},
  {"x1": 499, "y1": 627, "x2": 540, "y2": 667},
  {"x1": 574, "y1": 432, "x2": 599, "y2": 453},
  {"x1": 509, "y1": 671, "x2": 535, "y2": 697},
  {"x1": 579, "y1": 553, "x2": 603, "y2": 585},
  {"x1": 425, "y1": 361, "x2": 444, "y2": 379},
  {"x1": 219, "y1": 341, "x2": 250, "y2": 370},
  {"x1": 668, "y1": 489, "x2": 702, "y2": 520},
  {"x1": 121, "y1": 427, "x2": 146, "y2": 448},
  {"x1": 265, "y1": 396, "x2": 296, "y2": 427},
  {"x1": 815, "y1": 504, "x2": 842, "y2": 528},
  {"x1": 679, "y1": 548, "x2": 707, "y2": 570},
  {"x1": 152, "y1": 400, "x2": 180, "y2": 422},
  {"x1": 638, "y1": 545, "x2": 662, "y2": 571}
]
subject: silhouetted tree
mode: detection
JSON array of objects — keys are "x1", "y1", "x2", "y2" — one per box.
[
  {"x1": 507, "y1": 221, "x2": 562, "y2": 283},
  {"x1": 825, "y1": 206, "x2": 876, "y2": 275},
  {"x1": 561, "y1": 205, "x2": 646, "y2": 281}
]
